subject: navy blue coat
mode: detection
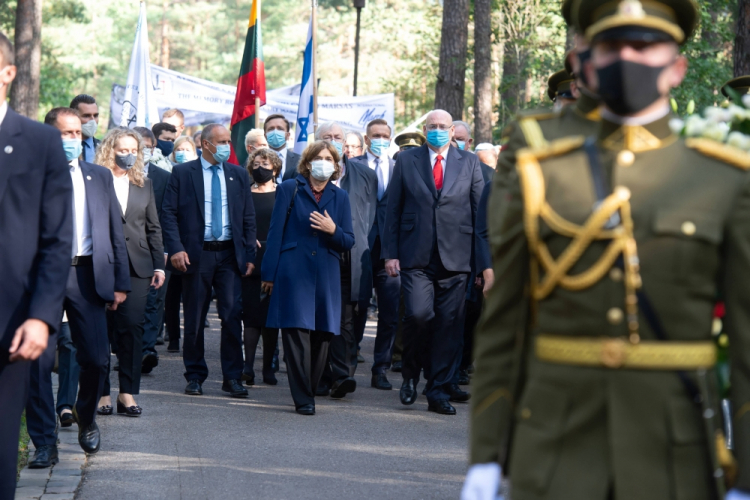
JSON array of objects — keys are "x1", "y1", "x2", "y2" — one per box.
[
  {"x1": 161, "y1": 159, "x2": 257, "y2": 273},
  {"x1": 79, "y1": 161, "x2": 131, "y2": 300},
  {"x1": 262, "y1": 176, "x2": 355, "y2": 335},
  {"x1": 0, "y1": 108, "x2": 73, "y2": 349}
]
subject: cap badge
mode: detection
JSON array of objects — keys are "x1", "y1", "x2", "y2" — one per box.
[{"x1": 618, "y1": 0, "x2": 646, "y2": 19}]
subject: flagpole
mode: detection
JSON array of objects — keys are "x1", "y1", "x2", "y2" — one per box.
[
  {"x1": 255, "y1": 0, "x2": 262, "y2": 129},
  {"x1": 311, "y1": 0, "x2": 318, "y2": 135}
]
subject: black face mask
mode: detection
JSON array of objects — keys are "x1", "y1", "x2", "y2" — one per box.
[
  {"x1": 596, "y1": 59, "x2": 667, "y2": 115},
  {"x1": 577, "y1": 49, "x2": 592, "y2": 87},
  {"x1": 157, "y1": 139, "x2": 174, "y2": 157},
  {"x1": 252, "y1": 166, "x2": 275, "y2": 185}
]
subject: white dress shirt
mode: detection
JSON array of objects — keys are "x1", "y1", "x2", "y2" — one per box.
[
  {"x1": 365, "y1": 150, "x2": 390, "y2": 191},
  {"x1": 112, "y1": 172, "x2": 130, "y2": 215},
  {"x1": 0, "y1": 101, "x2": 7, "y2": 127},
  {"x1": 69, "y1": 159, "x2": 93, "y2": 257},
  {"x1": 428, "y1": 146, "x2": 448, "y2": 178},
  {"x1": 275, "y1": 147, "x2": 288, "y2": 183}
]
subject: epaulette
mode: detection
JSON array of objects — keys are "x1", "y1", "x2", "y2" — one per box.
[
  {"x1": 516, "y1": 108, "x2": 559, "y2": 122},
  {"x1": 686, "y1": 137, "x2": 750, "y2": 171},
  {"x1": 517, "y1": 135, "x2": 586, "y2": 163}
]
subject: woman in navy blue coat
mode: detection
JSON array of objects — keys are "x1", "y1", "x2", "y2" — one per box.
[{"x1": 261, "y1": 141, "x2": 355, "y2": 415}]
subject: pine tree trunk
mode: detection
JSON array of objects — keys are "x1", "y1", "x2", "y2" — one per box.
[
  {"x1": 473, "y1": 0, "x2": 493, "y2": 143},
  {"x1": 9, "y1": 0, "x2": 42, "y2": 119},
  {"x1": 161, "y1": 0, "x2": 171, "y2": 69},
  {"x1": 736, "y1": 0, "x2": 750, "y2": 76},
  {"x1": 435, "y1": 0, "x2": 470, "y2": 120},
  {"x1": 499, "y1": 43, "x2": 525, "y2": 127}
]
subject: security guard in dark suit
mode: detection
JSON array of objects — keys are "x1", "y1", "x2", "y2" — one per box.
[{"x1": 464, "y1": 0, "x2": 750, "y2": 499}]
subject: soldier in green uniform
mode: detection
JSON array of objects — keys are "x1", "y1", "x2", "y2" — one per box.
[
  {"x1": 721, "y1": 76, "x2": 750, "y2": 102},
  {"x1": 463, "y1": 0, "x2": 750, "y2": 499},
  {"x1": 547, "y1": 69, "x2": 576, "y2": 110}
]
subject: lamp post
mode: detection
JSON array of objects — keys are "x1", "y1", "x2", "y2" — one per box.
[{"x1": 353, "y1": 0, "x2": 365, "y2": 96}]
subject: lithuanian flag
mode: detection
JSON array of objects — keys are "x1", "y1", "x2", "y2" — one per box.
[{"x1": 230, "y1": 0, "x2": 266, "y2": 167}]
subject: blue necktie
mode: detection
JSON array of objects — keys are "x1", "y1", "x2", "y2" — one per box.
[
  {"x1": 210, "y1": 165, "x2": 222, "y2": 240},
  {"x1": 375, "y1": 158, "x2": 385, "y2": 200}
]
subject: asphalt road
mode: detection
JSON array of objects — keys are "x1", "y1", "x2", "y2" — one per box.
[{"x1": 76, "y1": 303, "x2": 469, "y2": 500}]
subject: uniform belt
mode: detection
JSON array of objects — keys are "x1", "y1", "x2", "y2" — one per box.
[
  {"x1": 71, "y1": 255, "x2": 93, "y2": 266},
  {"x1": 202, "y1": 240, "x2": 233, "y2": 251},
  {"x1": 535, "y1": 334, "x2": 716, "y2": 370}
]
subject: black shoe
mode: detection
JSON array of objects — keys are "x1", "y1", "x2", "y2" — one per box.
[
  {"x1": 28, "y1": 445, "x2": 59, "y2": 469},
  {"x1": 185, "y1": 380, "x2": 203, "y2": 395},
  {"x1": 400, "y1": 379, "x2": 418, "y2": 405},
  {"x1": 428, "y1": 400, "x2": 457, "y2": 415},
  {"x1": 59, "y1": 410, "x2": 76, "y2": 427},
  {"x1": 371, "y1": 373, "x2": 392, "y2": 390},
  {"x1": 447, "y1": 383, "x2": 471, "y2": 402},
  {"x1": 155, "y1": 335, "x2": 165, "y2": 346},
  {"x1": 116, "y1": 399, "x2": 142, "y2": 417},
  {"x1": 242, "y1": 371, "x2": 255, "y2": 386},
  {"x1": 222, "y1": 379, "x2": 249, "y2": 398},
  {"x1": 330, "y1": 377, "x2": 357, "y2": 399},
  {"x1": 262, "y1": 371, "x2": 278, "y2": 386},
  {"x1": 141, "y1": 353, "x2": 159, "y2": 374},
  {"x1": 167, "y1": 340, "x2": 180, "y2": 352},
  {"x1": 316, "y1": 384, "x2": 330, "y2": 396},
  {"x1": 357, "y1": 350, "x2": 365, "y2": 364},
  {"x1": 458, "y1": 369, "x2": 471, "y2": 386},
  {"x1": 113, "y1": 359, "x2": 119, "y2": 371},
  {"x1": 391, "y1": 361, "x2": 402, "y2": 372},
  {"x1": 96, "y1": 405, "x2": 113, "y2": 416},
  {"x1": 78, "y1": 421, "x2": 101, "y2": 454},
  {"x1": 296, "y1": 404, "x2": 315, "y2": 416}
]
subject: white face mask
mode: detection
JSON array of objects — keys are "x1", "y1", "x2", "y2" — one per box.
[
  {"x1": 310, "y1": 160, "x2": 335, "y2": 181},
  {"x1": 142, "y1": 148, "x2": 153, "y2": 163},
  {"x1": 81, "y1": 120, "x2": 98, "y2": 138}
]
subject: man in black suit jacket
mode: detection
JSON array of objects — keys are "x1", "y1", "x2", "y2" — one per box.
[
  {"x1": 134, "y1": 127, "x2": 172, "y2": 371},
  {"x1": 162, "y1": 124, "x2": 256, "y2": 398},
  {"x1": 24, "y1": 108, "x2": 131, "y2": 466},
  {"x1": 383, "y1": 110, "x2": 484, "y2": 415},
  {"x1": 70, "y1": 94, "x2": 101, "y2": 162},
  {"x1": 0, "y1": 39, "x2": 73, "y2": 495},
  {"x1": 264, "y1": 113, "x2": 301, "y2": 182},
  {"x1": 354, "y1": 119, "x2": 402, "y2": 391}
]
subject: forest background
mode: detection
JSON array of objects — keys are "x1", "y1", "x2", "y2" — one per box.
[{"x1": 0, "y1": 0, "x2": 745, "y2": 142}]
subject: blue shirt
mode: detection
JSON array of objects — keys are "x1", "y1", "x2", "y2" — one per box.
[
  {"x1": 200, "y1": 155, "x2": 232, "y2": 241},
  {"x1": 82, "y1": 136, "x2": 95, "y2": 163}
]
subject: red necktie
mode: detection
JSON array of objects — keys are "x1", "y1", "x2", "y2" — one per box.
[{"x1": 433, "y1": 155, "x2": 444, "y2": 190}]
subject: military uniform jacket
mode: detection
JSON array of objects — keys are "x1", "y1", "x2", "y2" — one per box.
[{"x1": 470, "y1": 112, "x2": 750, "y2": 500}]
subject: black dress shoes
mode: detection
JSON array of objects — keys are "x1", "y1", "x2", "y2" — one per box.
[
  {"x1": 242, "y1": 371, "x2": 255, "y2": 386},
  {"x1": 96, "y1": 405, "x2": 113, "y2": 416},
  {"x1": 117, "y1": 400, "x2": 142, "y2": 417},
  {"x1": 167, "y1": 339, "x2": 180, "y2": 352},
  {"x1": 59, "y1": 410, "x2": 76, "y2": 427},
  {"x1": 391, "y1": 361, "x2": 403, "y2": 372},
  {"x1": 296, "y1": 404, "x2": 315, "y2": 416},
  {"x1": 222, "y1": 379, "x2": 249, "y2": 398},
  {"x1": 263, "y1": 371, "x2": 278, "y2": 386},
  {"x1": 28, "y1": 445, "x2": 59, "y2": 469},
  {"x1": 330, "y1": 377, "x2": 357, "y2": 399},
  {"x1": 447, "y1": 383, "x2": 471, "y2": 402},
  {"x1": 78, "y1": 422, "x2": 101, "y2": 454},
  {"x1": 316, "y1": 384, "x2": 331, "y2": 396},
  {"x1": 428, "y1": 400, "x2": 457, "y2": 415},
  {"x1": 141, "y1": 353, "x2": 159, "y2": 374},
  {"x1": 185, "y1": 380, "x2": 203, "y2": 395},
  {"x1": 457, "y1": 369, "x2": 471, "y2": 386},
  {"x1": 371, "y1": 373, "x2": 392, "y2": 390},
  {"x1": 400, "y1": 379, "x2": 418, "y2": 405}
]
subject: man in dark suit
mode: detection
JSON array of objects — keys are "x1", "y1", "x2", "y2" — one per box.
[
  {"x1": 353, "y1": 119, "x2": 401, "y2": 391},
  {"x1": 264, "y1": 113, "x2": 301, "y2": 182},
  {"x1": 162, "y1": 124, "x2": 257, "y2": 397},
  {"x1": 383, "y1": 109, "x2": 484, "y2": 415},
  {"x1": 315, "y1": 122, "x2": 378, "y2": 399},
  {"x1": 70, "y1": 94, "x2": 100, "y2": 163},
  {"x1": 134, "y1": 127, "x2": 171, "y2": 372},
  {"x1": 24, "y1": 107, "x2": 130, "y2": 467},
  {"x1": 0, "y1": 36, "x2": 73, "y2": 496}
]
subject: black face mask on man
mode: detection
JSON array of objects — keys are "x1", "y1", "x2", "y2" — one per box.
[{"x1": 596, "y1": 59, "x2": 668, "y2": 115}]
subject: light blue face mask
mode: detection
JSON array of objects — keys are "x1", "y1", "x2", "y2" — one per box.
[
  {"x1": 328, "y1": 140, "x2": 343, "y2": 157},
  {"x1": 266, "y1": 129, "x2": 287, "y2": 149},
  {"x1": 426, "y1": 129, "x2": 450, "y2": 148},
  {"x1": 62, "y1": 139, "x2": 82, "y2": 161},
  {"x1": 175, "y1": 150, "x2": 192, "y2": 164},
  {"x1": 210, "y1": 143, "x2": 231, "y2": 163},
  {"x1": 369, "y1": 138, "x2": 390, "y2": 157},
  {"x1": 456, "y1": 140, "x2": 466, "y2": 150}
]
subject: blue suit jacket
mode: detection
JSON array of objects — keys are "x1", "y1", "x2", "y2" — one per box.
[
  {"x1": 161, "y1": 159, "x2": 257, "y2": 273},
  {"x1": 353, "y1": 154, "x2": 395, "y2": 254},
  {"x1": 262, "y1": 176, "x2": 355, "y2": 335},
  {"x1": 0, "y1": 108, "x2": 73, "y2": 350},
  {"x1": 79, "y1": 161, "x2": 131, "y2": 300},
  {"x1": 383, "y1": 144, "x2": 485, "y2": 272}
]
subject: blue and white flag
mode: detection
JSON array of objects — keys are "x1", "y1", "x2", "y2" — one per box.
[
  {"x1": 120, "y1": 1, "x2": 160, "y2": 128},
  {"x1": 293, "y1": 18, "x2": 315, "y2": 155}
]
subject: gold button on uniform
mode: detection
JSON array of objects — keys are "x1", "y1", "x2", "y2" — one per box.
[
  {"x1": 609, "y1": 268, "x2": 623, "y2": 282},
  {"x1": 521, "y1": 408, "x2": 532, "y2": 420},
  {"x1": 607, "y1": 307, "x2": 624, "y2": 325},
  {"x1": 681, "y1": 221, "x2": 696, "y2": 236},
  {"x1": 616, "y1": 150, "x2": 635, "y2": 167}
]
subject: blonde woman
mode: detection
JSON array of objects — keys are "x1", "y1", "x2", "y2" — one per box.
[
  {"x1": 170, "y1": 136, "x2": 198, "y2": 165},
  {"x1": 95, "y1": 128, "x2": 165, "y2": 417}
]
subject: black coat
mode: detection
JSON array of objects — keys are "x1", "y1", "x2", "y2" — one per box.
[
  {"x1": 281, "y1": 150, "x2": 302, "y2": 181},
  {"x1": 353, "y1": 154, "x2": 396, "y2": 254},
  {"x1": 147, "y1": 163, "x2": 171, "y2": 222}
]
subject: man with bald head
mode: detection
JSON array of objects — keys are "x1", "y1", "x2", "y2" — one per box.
[
  {"x1": 383, "y1": 109, "x2": 484, "y2": 415},
  {"x1": 162, "y1": 123, "x2": 257, "y2": 398}
]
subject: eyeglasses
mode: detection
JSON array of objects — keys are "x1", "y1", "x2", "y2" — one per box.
[{"x1": 425, "y1": 124, "x2": 451, "y2": 131}]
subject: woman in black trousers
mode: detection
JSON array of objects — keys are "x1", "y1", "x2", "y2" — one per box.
[{"x1": 96, "y1": 128, "x2": 165, "y2": 416}]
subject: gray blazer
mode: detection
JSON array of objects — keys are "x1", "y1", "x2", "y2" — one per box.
[
  {"x1": 282, "y1": 151, "x2": 302, "y2": 181},
  {"x1": 120, "y1": 178, "x2": 164, "y2": 278},
  {"x1": 353, "y1": 154, "x2": 395, "y2": 252}
]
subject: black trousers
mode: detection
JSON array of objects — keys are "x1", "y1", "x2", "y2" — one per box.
[
  {"x1": 0, "y1": 357, "x2": 29, "y2": 500},
  {"x1": 26, "y1": 331, "x2": 59, "y2": 448},
  {"x1": 56, "y1": 322, "x2": 79, "y2": 413},
  {"x1": 181, "y1": 247, "x2": 243, "y2": 383},
  {"x1": 282, "y1": 328, "x2": 333, "y2": 408},
  {"x1": 371, "y1": 248, "x2": 401, "y2": 374},
  {"x1": 400, "y1": 251, "x2": 468, "y2": 402}
]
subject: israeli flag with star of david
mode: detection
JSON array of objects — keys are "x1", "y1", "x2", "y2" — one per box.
[{"x1": 293, "y1": 18, "x2": 315, "y2": 155}]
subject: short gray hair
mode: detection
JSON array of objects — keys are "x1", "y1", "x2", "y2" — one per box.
[
  {"x1": 346, "y1": 131, "x2": 364, "y2": 147},
  {"x1": 201, "y1": 123, "x2": 224, "y2": 145},
  {"x1": 317, "y1": 121, "x2": 344, "y2": 138},
  {"x1": 453, "y1": 120, "x2": 471, "y2": 137},
  {"x1": 244, "y1": 128, "x2": 266, "y2": 147}
]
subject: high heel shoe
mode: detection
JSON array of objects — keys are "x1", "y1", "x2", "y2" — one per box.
[
  {"x1": 116, "y1": 399, "x2": 142, "y2": 417},
  {"x1": 96, "y1": 405, "x2": 113, "y2": 416}
]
